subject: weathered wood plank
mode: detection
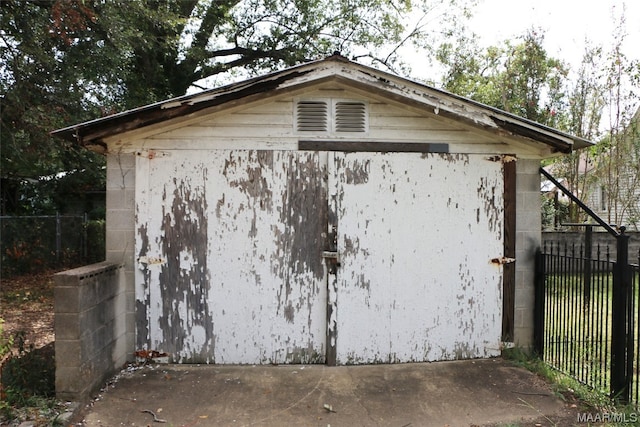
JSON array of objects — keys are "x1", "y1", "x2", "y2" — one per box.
[
  {"x1": 299, "y1": 140, "x2": 449, "y2": 153},
  {"x1": 502, "y1": 156, "x2": 517, "y2": 342}
]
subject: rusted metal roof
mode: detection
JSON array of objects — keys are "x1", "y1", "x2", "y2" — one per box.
[{"x1": 51, "y1": 54, "x2": 593, "y2": 153}]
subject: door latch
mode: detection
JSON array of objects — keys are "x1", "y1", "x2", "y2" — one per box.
[{"x1": 322, "y1": 251, "x2": 340, "y2": 274}]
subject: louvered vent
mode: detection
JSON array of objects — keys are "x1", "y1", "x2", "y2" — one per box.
[
  {"x1": 335, "y1": 101, "x2": 367, "y2": 132},
  {"x1": 296, "y1": 101, "x2": 328, "y2": 132}
]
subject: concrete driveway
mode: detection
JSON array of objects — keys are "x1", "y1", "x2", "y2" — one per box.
[{"x1": 73, "y1": 358, "x2": 576, "y2": 427}]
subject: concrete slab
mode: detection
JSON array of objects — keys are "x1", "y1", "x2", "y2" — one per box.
[{"x1": 73, "y1": 358, "x2": 574, "y2": 426}]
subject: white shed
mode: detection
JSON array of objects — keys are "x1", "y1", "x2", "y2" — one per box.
[{"x1": 53, "y1": 55, "x2": 591, "y2": 365}]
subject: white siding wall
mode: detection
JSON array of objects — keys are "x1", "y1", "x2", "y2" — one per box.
[{"x1": 106, "y1": 86, "x2": 546, "y2": 360}]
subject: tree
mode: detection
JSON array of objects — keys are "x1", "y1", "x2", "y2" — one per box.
[
  {"x1": 548, "y1": 44, "x2": 606, "y2": 224},
  {"x1": 1, "y1": 0, "x2": 106, "y2": 214},
  {"x1": 437, "y1": 28, "x2": 568, "y2": 126},
  {"x1": 595, "y1": 12, "x2": 640, "y2": 229},
  {"x1": 1, "y1": 0, "x2": 473, "y2": 214}
]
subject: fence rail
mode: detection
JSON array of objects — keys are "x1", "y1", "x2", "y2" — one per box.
[
  {"x1": 536, "y1": 242, "x2": 640, "y2": 403},
  {"x1": 537, "y1": 167, "x2": 640, "y2": 406},
  {"x1": 0, "y1": 214, "x2": 105, "y2": 277}
]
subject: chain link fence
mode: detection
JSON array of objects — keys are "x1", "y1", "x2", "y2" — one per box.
[{"x1": 0, "y1": 214, "x2": 105, "y2": 278}]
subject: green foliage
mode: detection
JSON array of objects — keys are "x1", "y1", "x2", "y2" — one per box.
[
  {"x1": 1, "y1": 0, "x2": 473, "y2": 215},
  {"x1": 503, "y1": 347, "x2": 614, "y2": 412},
  {"x1": 1, "y1": 334, "x2": 55, "y2": 405},
  {"x1": 0, "y1": 319, "x2": 13, "y2": 360},
  {"x1": 437, "y1": 28, "x2": 568, "y2": 126},
  {"x1": 0, "y1": 334, "x2": 61, "y2": 425},
  {"x1": 1, "y1": 0, "x2": 107, "y2": 215},
  {"x1": 541, "y1": 194, "x2": 569, "y2": 231}
]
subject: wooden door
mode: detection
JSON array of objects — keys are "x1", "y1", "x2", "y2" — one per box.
[
  {"x1": 330, "y1": 152, "x2": 505, "y2": 363},
  {"x1": 135, "y1": 150, "x2": 328, "y2": 363}
]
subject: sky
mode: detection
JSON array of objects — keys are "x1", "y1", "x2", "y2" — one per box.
[{"x1": 467, "y1": 0, "x2": 640, "y2": 69}]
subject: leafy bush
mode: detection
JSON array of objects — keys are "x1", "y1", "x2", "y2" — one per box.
[
  {"x1": 1, "y1": 333, "x2": 55, "y2": 406},
  {"x1": 542, "y1": 194, "x2": 570, "y2": 230},
  {"x1": 0, "y1": 319, "x2": 13, "y2": 360}
]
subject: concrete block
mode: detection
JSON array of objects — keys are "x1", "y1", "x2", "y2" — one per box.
[
  {"x1": 125, "y1": 332, "x2": 136, "y2": 361},
  {"x1": 96, "y1": 280, "x2": 117, "y2": 304},
  {"x1": 124, "y1": 271, "x2": 135, "y2": 294},
  {"x1": 55, "y1": 340, "x2": 82, "y2": 368},
  {"x1": 523, "y1": 191, "x2": 543, "y2": 210},
  {"x1": 106, "y1": 208, "x2": 135, "y2": 230},
  {"x1": 106, "y1": 190, "x2": 125, "y2": 210},
  {"x1": 517, "y1": 158, "x2": 540, "y2": 175},
  {"x1": 514, "y1": 326, "x2": 534, "y2": 348},
  {"x1": 107, "y1": 152, "x2": 135, "y2": 169},
  {"x1": 125, "y1": 292, "x2": 137, "y2": 316},
  {"x1": 55, "y1": 262, "x2": 127, "y2": 402},
  {"x1": 518, "y1": 212, "x2": 541, "y2": 233},
  {"x1": 55, "y1": 313, "x2": 80, "y2": 340},
  {"x1": 55, "y1": 366, "x2": 80, "y2": 396},
  {"x1": 514, "y1": 307, "x2": 526, "y2": 328},
  {"x1": 78, "y1": 281, "x2": 97, "y2": 309},
  {"x1": 113, "y1": 313, "x2": 127, "y2": 338},
  {"x1": 106, "y1": 229, "x2": 129, "y2": 253},
  {"x1": 54, "y1": 272, "x2": 79, "y2": 287},
  {"x1": 515, "y1": 287, "x2": 534, "y2": 308},
  {"x1": 106, "y1": 157, "x2": 135, "y2": 189},
  {"x1": 55, "y1": 286, "x2": 80, "y2": 313},
  {"x1": 516, "y1": 173, "x2": 540, "y2": 193},
  {"x1": 106, "y1": 188, "x2": 135, "y2": 211}
]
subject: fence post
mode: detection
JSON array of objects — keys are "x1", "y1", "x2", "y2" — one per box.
[
  {"x1": 611, "y1": 229, "x2": 631, "y2": 403},
  {"x1": 83, "y1": 212, "x2": 88, "y2": 261},
  {"x1": 56, "y1": 211, "x2": 62, "y2": 263},
  {"x1": 583, "y1": 226, "x2": 592, "y2": 310},
  {"x1": 533, "y1": 247, "x2": 545, "y2": 357}
]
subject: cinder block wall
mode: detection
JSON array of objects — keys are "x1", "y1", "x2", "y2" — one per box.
[
  {"x1": 514, "y1": 159, "x2": 542, "y2": 348},
  {"x1": 54, "y1": 262, "x2": 125, "y2": 401},
  {"x1": 542, "y1": 231, "x2": 640, "y2": 259},
  {"x1": 105, "y1": 152, "x2": 136, "y2": 361}
]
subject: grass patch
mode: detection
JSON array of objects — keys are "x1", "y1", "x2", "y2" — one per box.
[{"x1": 503, "y1": 347, "x2": 640, "y2": 426}]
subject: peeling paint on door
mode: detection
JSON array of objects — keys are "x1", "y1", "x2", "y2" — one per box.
[
  {"x1": 332, "y1": 152, "x2": 504, "y2": 364},
  {"x1": 136, "y1": 150, "x2": 327, "y2": 364},
  {"x1": 135, "y1": 149, "x2": 504, "y2": 365}
]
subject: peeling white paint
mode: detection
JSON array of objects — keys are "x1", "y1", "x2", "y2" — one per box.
[
  {"x1": 332, "y1": 152, "x2": 504, "y2": 364},
  {"x1": 135, "y1": 149, "x2": 505, "y2": 365},
  {"x1": 136, "y1": 150, "x2": 327, "y2": 364}
]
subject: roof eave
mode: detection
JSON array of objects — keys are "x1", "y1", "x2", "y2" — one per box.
[{"x1": 51, "y1": 55, "x2": 595, "y2": 154}]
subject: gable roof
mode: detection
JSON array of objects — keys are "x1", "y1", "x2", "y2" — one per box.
[{"x1": 52, "y1": 54, "x2": 593, "y2": 154}]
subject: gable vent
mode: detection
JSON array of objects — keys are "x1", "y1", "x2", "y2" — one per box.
[
  {"x1": 296, "y1": 101, "x2": 328, "y2": 132},
  {"x1": 335, "y1": 101, "x2": 367, "y2": 132}
]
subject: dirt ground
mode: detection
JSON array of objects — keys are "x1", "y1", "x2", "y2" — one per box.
[{"x1": 0, "y1": 271, "x2": 56, "y2": 354}]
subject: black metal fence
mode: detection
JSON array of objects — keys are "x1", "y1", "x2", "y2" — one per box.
[
  {"x1": 536, "y1": 168, "x2": 640, "y2": 405},
  {"x1": 0, "y1": 214, "x2": 105, "y2": 277},
  {"x1": 535, "y1": 240, "x2": 640, "y2": 401}
]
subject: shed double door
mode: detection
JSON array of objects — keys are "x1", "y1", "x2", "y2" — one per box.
[{"x1": 135, "y1": 149, "x2": 504, "y2": 364}]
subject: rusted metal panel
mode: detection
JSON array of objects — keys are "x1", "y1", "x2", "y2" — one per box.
[
  {"x1": 135, "y1": 150, "x2": 327, "y2": 363},
  {"x1": 332, "y1": 152, "x2": 504, "y2": 364}
]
